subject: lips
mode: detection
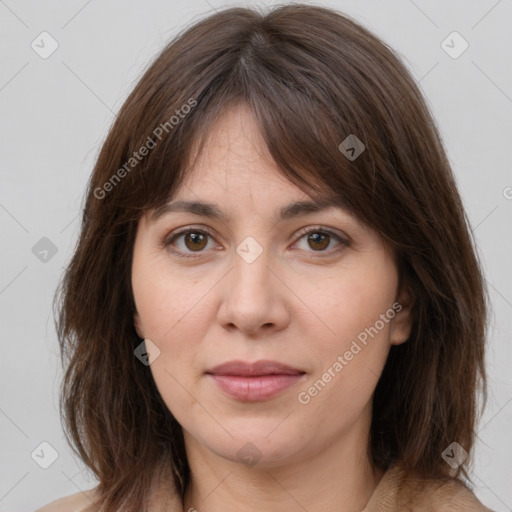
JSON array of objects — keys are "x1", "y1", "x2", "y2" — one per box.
[
  {"x1": 207, "y1": 360, "x2": 305, "y2": 377},
  {"x1": 206, "y1": 360, "x2": 306, "y2": 401}
]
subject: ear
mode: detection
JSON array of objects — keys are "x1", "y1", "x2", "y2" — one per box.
[
  {"x1": 389, "y1": 285, "x2": 415, "y2": 346},
  {"x1": 134, "y1": 310, "x2": 145, "y2": 339}
]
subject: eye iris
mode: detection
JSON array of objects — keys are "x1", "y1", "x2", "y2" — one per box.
[
  {"x1": 308, "y1": 233, "x2": 329, "y2": 251},
  {"x1": 185, "y1": 232, "x2": 207, "y2": 251}
]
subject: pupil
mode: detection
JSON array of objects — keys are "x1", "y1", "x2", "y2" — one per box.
[
  {"x1": 309, "y1": 233, "x2": 328, "y2": 250},
  {"x1": 187, "y1": 233, "x2": 206, "y2": 250}
]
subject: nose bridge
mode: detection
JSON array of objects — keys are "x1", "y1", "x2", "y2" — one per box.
[
  {"x1": 217, "y1": 236, "x2": 288, "y2": 333},
  {"x1": 231, "y1": 238, "x2": 273, "y2": 301}
]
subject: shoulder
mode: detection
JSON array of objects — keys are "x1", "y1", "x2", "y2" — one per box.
[
  {"x1": 34, "y1": 483, "x2": 183, "y2": 512},
  {"x1": 366, "y1": 463, "x2": 494, "y2": 512},
  {"x1": 417, "y1": 477, "x2": 494, "y2": 512},
  {"x1": 35, "y1": 487, "x2": 98, "y2": 512}
]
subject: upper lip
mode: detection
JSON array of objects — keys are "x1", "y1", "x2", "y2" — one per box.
[{"x1": 206, "y1": 360, "x2": 305, "y2": 376}]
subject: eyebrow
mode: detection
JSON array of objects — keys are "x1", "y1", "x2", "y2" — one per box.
[{"x1": 150, "y1": 197, "x2": 346, "y2": 223}]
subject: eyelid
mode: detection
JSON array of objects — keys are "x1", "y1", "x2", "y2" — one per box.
[{"x1": 293, "y1": 225, "x2": 351, "y2": 246}]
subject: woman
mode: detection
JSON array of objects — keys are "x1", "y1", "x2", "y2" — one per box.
[{"x1": 38, "y1": 3, "x2": 492, "y2": 511}]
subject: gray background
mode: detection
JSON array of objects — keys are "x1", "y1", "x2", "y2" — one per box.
[{"x1": 1, "y1": 0, "x2": 511, "y2": 510}]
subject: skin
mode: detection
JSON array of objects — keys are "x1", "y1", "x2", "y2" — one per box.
[{"x1": 131, "y1": 103, "x2": 413, "y2": 512}]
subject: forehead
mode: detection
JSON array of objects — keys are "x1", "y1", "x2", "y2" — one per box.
[
  {"x1": 167, "y1": 103, "x2": 317, "y2": 206},
  {"x1": 149, "y1": 104, "x2": 366, "y2": 227},
  {"x1": 183, "y1": 104, "x2": 279, "y2": 182}
]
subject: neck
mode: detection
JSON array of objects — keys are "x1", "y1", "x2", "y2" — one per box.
[{"x1": 181, "y1": 418, "x2": 383, "y2": 512}]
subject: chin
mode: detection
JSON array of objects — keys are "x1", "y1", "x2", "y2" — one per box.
[{"x1": 190, "y1": 422, "x2": 311, "y2": 469}]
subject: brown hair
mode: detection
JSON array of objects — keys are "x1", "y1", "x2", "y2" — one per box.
[{"x1": 54, "y1": 3, "x2": 488, "y2": 510}]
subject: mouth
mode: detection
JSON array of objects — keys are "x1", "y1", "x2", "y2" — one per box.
[{"x1": 205, "y1": 360, "x2": 306, "y2": 402}]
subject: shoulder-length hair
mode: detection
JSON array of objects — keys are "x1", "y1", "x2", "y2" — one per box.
[{"x1": 55, "y1": 3, "x2": 488, "y2": 511}]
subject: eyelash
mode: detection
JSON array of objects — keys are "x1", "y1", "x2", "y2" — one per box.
[{"x1": 162, "y1": 225, "x2": 350, "y2": 259}]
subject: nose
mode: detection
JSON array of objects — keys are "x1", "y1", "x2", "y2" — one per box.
[{"x1": 216, "y1": 245, "x2": 290, "y2": 336}]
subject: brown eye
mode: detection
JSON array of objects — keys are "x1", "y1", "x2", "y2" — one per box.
[
  {"x1": 163, "y1": 228, "x2": 216, "y2": 258},
  {"x1": 183, "y1": 232, "x2": 208, "y2": 251},
  {"x1": 293, "y1": 226, "x2": 350, "y2": 256},
  {"x1": 307, "y1": 232, "x2": 331, "y2": 251}
]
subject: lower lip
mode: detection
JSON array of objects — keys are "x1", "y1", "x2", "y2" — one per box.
[{"x1": 208, "y1": 374, "x2": 305, "y2": 401}]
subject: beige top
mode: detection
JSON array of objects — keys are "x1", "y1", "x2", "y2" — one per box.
[{"x1": 35, "y1": 463, "x2": 494, "y2": 512}]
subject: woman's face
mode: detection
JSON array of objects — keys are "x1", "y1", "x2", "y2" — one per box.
[{"x1": 131, "y1": 103, "x2": 412, "y2": 468}]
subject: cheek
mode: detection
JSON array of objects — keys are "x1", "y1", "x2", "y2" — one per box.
[
  {"x1": 132, "y1": 250, "x2": 209, "y2": 342},
  {"x1": 297, "y1": 265, "x2": 397, "y2": 407},
  {"x1": 314, "y1": 265, "x2": 397, "y2": 349},
  {"x1": 131, "y1": 253, "x2": 210, "y2": 409},
  {"x1": 134, "y1": 276, "x2": 210, "y2": 424},
  {"x1": 134, "y1": 274, "x2": 209, "y2": 371}
]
